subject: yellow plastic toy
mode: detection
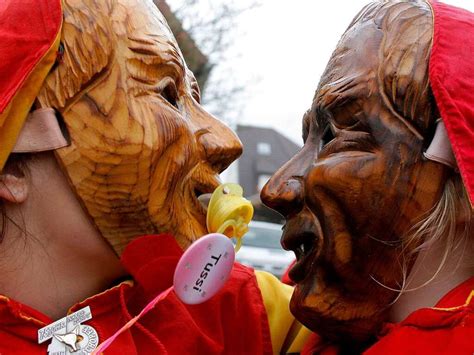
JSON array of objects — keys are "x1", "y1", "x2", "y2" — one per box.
[{"x1": 206, "y1": 183, "x2": 254, "y2": 251}]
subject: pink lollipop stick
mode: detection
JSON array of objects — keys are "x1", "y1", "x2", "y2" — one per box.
[
  {"x1": 92, "y1": 233, "x2": 235, "y2": 354},
  {"x1": 92, "y1": 287, "x2": 173, "y2": 354}
]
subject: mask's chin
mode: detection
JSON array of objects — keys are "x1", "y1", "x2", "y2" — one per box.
[
  {"x1": 172, "y1": 173, "x2": 221, "y2": 249},
  {"x1": 95, "y1": 188, "x2": 209, "y2": 254},
  {"x1": 290, "y1": 273, "x2": 390, "y2": 349}
]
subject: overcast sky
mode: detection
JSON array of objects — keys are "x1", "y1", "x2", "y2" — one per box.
[{"x1": 169, "y1": 1, "x2": 474, "y2": 146}]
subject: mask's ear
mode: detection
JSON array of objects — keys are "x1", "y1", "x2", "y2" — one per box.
[
  {"x1": 423, "y1": 119, "x2": 457, "y2": 169},
  {"x1": 12, "y1": 108, "x2": 69, "y2": 153},
  {"x1": 0, "y1": 173, "x2": 28, "y2": 203}
]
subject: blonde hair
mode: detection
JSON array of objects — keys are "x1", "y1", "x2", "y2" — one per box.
[
  {"x1": 401, "y1": 175, "x2": 472, "y2": 288},
  {"x1": 372, "y1": 174, "x2": 473, "y2": 299}
]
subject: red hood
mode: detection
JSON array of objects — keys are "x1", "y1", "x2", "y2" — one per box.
[{"x1": 429, "y1": 0, "x2": 474, "y2": 206}]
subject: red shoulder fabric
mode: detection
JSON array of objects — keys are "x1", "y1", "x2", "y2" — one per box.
[
  {"x1": 0, "y1": 282, "x2": 132, "y2": 354},
  {"x1": 299, "y1": 278, "x2": 474, "y2": 355},
  {"x1": 120, "y1": 234, "x2": 272, "y2": 354},
  {"x1": 429, "y1": 0, "x2": 474, "y2": 206},
  {"x1": 0, "y1": 234, "x2": 273, "y2": 354},
  {"x1": 0, "y1": 0, "x2": 62, "y2": 114},
  {"x1": 363, "y1": 277, "x2": 474, "y2": 355}
]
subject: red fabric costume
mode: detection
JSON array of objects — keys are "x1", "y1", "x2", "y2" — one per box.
[
  {"x1": 0, "y1": 234, "x2": 272, "y2": 354},
  {"x1": 301, "y1": 277, "x2": 474, "y2": 354},
  {"x1": 365, "y1": 277, "x2": 474, "y2": 354}
]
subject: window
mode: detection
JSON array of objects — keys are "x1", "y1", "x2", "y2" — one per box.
[{"x1": 257, "y1": 142, "x2": 271, "y2": 155}]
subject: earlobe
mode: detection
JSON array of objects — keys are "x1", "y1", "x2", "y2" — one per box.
[{"x1": 0, "y1": 174, "x2": 28, "y2": 203}]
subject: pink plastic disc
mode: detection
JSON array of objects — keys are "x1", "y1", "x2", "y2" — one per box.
[{"x1": 173, "y1": 233, "x2": 235, "y2": 304}]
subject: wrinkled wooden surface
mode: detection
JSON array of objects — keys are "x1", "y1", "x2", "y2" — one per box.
[
  {"x1": 262, "y1": 0, "x2": 448, "y2": 348},
  {"x1": 37, "y1": 0, "x2": 242, "y2": 254}
]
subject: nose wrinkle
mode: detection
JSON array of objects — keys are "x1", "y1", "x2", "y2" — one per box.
[
  {"x1": 192, "y1": 111, "x2": 242, "y2": 173},
  {"x1": 194, "y1": 127, "x2": 211, "y2": 139},
  {"x1": 261, "y1": 175, "x2": 305, "y2": 217},
  {"x1": 200, "y1": 134, "x2": 242, "y2": 173}
]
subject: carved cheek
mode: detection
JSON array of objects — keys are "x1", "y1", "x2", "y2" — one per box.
[
  {"x1": 305, "y1": 154, "x2": 400, "y2": 242},
  {"x1": 306, "y1": 155, "x2": 376, "y2": 203}
]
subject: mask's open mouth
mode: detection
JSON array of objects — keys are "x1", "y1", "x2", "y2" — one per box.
[
  {"x1": 197, "y1": 192, "x2": 212, "y2": 212},
  {"x1": 282, "y1": 229, "x2": 318, "y2": 283},
  {"x1": 189, "y1": 172, "x2": 221, "y2": 220}
]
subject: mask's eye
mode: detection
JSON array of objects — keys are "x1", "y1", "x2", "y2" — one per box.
[
  {"x1": 320, "y1": 125, "x2": 335, "y2": 150},
  {"x1": 161, "y1": 82, "x2": 179, "y2": 109}
]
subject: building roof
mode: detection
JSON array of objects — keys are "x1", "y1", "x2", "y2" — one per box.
[
  {"x1": 237, "y1": 124, "x2": 301, "y2": 174},
  {"x1": 235, "y1": 125, "x2": 301, "y2": 223}
]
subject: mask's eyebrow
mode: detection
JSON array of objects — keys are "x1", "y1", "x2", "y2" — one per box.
[
  {"x1": 319, "y1": 76, "x2": 424, "y2": 140},
  {"x1": 302, "y1": 110, "x2": 311, "y2": 142},
  {"x1": 302, "y1": 105, "x2": 331, "y2": 143},
  {"x1": 306, "y1": 104, "x2": 331, "y2": 133},
  {"x1": 127, "y1": 35, "x2": 185, "y2": 79},
  {"x1": 315, "y1": 105, "x2": 332, "y2": 130}
]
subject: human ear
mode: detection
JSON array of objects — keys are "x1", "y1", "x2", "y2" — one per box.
[{"x1": 0, "y1": 174, "x2": 28, "y2": 203}]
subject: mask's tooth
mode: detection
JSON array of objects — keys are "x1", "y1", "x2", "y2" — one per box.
[{"x1": 197, "y1": 193, "x2": 212, "y2": 211}]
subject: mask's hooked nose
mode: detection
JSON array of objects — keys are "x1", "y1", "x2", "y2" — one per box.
[
  {"x1": 260, "y1": 146, "x2": 314, "y2": 217},
  {"x1": 190, "y1": 103, "x2": 242, "y2": 173},
  {"x1": 261, "y1": 174, "x2": 305, "y2": 218}
]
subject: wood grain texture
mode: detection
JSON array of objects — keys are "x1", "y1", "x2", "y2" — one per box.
[
  {"x1": 37, "y1": 0, "x2": 242, "y2": 254},
  {"x1": 261, "y1": 0, "x2": 448, "y2": 349}
]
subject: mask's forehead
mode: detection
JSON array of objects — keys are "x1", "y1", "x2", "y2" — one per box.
[
  {"x1": 311, "y1": 21, "x2": 379, "y2": 129},
  {"x1": 138, "y1": 0, "x2": 177, "y2": 41},
  {"x1": 38, "y1": 0, "x2": 187, "y2": 110},
  {"x1": 313, "y1": 1, "x2": 434, "y2": 138},
  {"x1": 113, "y1": 0, "x2": 186, "y2": 76}
]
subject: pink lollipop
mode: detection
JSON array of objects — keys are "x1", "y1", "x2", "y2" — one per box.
[{"x1": 174, "y1": 233, "x2": 235, "y2": 304}]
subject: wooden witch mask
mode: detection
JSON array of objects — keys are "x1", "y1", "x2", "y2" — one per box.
[
  {"x1": 36, "y1": 0, "x2": 242, "y2": 254},
  {"x1": 261, "y1": 0, "x2": 453, "y2": 347}
]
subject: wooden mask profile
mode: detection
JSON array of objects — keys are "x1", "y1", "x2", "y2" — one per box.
[
  {"x1": 36, "y1": 0, "x2": 242, "y2": 254},
  {"x1": 261, "y1": 0, "x2": 451, "y2": 348}
]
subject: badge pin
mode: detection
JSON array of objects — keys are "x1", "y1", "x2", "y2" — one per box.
[{"x1": 38, "y1": 306, "x2": 98, "y2": 355}]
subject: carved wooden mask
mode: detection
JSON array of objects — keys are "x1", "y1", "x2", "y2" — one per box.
[
  {"x1": 261, "y1": 0, "x2": 450, "y2": 347},
  {"x1": 36, "y1": 0, "x2": 242, "y2": 254}
]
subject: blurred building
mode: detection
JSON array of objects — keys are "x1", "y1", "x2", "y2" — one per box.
[
  {"x1": 223, "y1": 125, "x2": 301, "y2": 223},
  {"x1": 236, "y1": 125, "x2": 301, "y2": 195}
]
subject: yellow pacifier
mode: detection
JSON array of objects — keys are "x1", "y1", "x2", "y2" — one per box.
[{"x1": 206, "y1": 183, "x2": 254, "y2": 252}]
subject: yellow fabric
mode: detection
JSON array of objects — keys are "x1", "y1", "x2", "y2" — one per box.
[
  {"x1": 467, "y1": 290, "x2": 474, "y2": 305},
  {"x1": 0, "y1": 28, "x2": 62, "y2": 172},
  {"x1": 255, "y1": 271, "x2": 311, "y2": 354},
  {"x1": 431, "y1": 289, "x2": 474, "y2": 311}
]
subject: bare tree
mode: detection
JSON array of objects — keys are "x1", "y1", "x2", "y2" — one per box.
[{"x1": 163, "y1": 0, "x2": 259, "y2": 125}]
